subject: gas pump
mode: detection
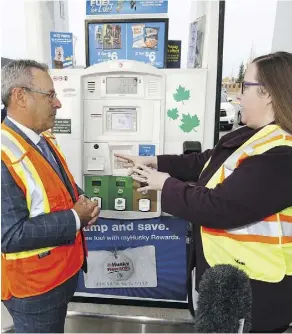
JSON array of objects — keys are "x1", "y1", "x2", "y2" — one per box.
[
  {"x1": 83, "y1": 61, "x2": 165, "y2": 219},
  {"x1": 50, "y1": 55, "x2": 210, "y2": 308},
  {"x1": 51, "y1": 60, "x2": 165, "y2": 219}
]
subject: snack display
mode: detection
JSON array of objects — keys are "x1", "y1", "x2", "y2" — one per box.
[
  {"x1": 132, "y1": 25, "x2": 159, "y2": 49},
  {"x1": 131, "y1": 24, "x2": 146, "y2": 48},
  {"x1": 95, "y1": 24, "x2": 122, "y2": 49},
  {"x1": 89, "y1": 20, "x2": 166, "y2": 68},
  {"x1": 145, "y1": 27, "x2": 159, "y2": 48}
]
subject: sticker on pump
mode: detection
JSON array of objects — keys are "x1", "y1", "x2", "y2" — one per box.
[
  {"x1": 83, "y1": 246, "x2": 157, "y2": 288},
  {"x1": 104, "y1": 253, "x2": 134, "y2": 281},
  {"x1": 139, "y1": 144, "x2": 155, "y2": 156}
]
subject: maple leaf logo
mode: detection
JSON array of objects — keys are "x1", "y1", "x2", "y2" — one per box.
[
  {"x1": 180, "y1": 113, "x2": 200, "y2": 133},
  {"x1": 167, "y1": 108, "x2": 179, "y2": 120},
  {"x1": 173, "y1": 85, "x2": 190, "y2": 104}
]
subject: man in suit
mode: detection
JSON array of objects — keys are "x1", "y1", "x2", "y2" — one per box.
[{"x1": 1, "y1": 59, "x2": 100, "y2": 333}]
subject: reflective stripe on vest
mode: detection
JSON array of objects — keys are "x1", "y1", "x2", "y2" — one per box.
[
  {"x1": 201, "y1": 125, "x2": 292, "y2": 282},
  {"x1": 2, "y1": 129, "x2": 50, "y2": 216},
  {"x1": 43, "y1": 130, "x2": 66, "y2": 161},
  {"x1": 1, "y1": 124, "x2": 84, "y2": 299}
]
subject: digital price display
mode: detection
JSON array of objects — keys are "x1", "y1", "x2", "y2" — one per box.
[{"x1": 106, "y1": 77, "x2": 138, "y2": 95}]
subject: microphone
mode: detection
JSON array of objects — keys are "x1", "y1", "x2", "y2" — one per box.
[{"x1": 193, "y1": 264, "x2": 252, "y2": 333}]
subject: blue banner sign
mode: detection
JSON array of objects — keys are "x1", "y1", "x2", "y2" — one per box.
[
  {"x1": 87, "y1": 20, "x2": 167, "y2": 68},
  {"x1": 50, "y1": 32, "x2": 74, "y2": 69},
  {"x1": 86, "y1": 0, "x2": 168, "y2": 16},
  {"x1": 75, "y1": 217, "x2": 188, "y2": 302}
]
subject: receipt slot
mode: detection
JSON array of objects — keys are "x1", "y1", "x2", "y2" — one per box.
[{"x1": 82, "y1": 60, "x2": 165, "y2": 219}]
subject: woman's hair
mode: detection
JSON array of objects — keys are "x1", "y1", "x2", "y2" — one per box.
[{"x1": 252, "y1": 51, "x2": 292, "y2": 134}]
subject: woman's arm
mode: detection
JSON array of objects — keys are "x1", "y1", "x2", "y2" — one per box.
[
  {"x1": 158, "y1": 149, "x2": 213, "y2": 182},
  {"x1": 161, "y1": 147, "x2": 292, "y2": 228},
  {"x1": 115, "y1": 149, "x2": 213, "y2": 183}
]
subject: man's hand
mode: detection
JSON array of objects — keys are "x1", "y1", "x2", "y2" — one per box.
[
  {"x1": 114, "y1": 153, "x2": 158, "y2": 169},
  {"x1": 87, "y1": 205, "x2": 100, "y2": 227},
  {"x1": 131, "y1": 164, "x2": 170, "y2": 192},
  {"x1": 73, "y1": 196, "x2": 100, "y2": 228}
]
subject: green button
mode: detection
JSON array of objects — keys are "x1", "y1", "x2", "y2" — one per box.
[
  {"x1": 93, "y1": 188, "x2": 99, "y2": 194},
  {"x1": 118, "y1": 189, "x2": 123, "y2": 195}
]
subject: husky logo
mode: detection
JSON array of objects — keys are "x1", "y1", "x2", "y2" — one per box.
[{"x1": 104, "y1": 253, "x2": 134, "y2": 281}]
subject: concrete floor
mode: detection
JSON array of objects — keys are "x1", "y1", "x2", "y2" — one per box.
[
  {"x1": 2, "y1": 301, "x2": 292, "y2": 333},
  {"x1": 1, "y1": 302, "x2": 193, "y2": 332},
  {"x1": 1, "y1": 304, "x2": 12, "y2": 329}
]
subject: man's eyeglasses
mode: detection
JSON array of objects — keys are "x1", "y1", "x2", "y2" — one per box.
[
  {"x1": 21, "y1": 87, "x2": 57, "y2": 100},
  {"x1": 241, "y1": 81, "x2": 264, "y2": 94}
]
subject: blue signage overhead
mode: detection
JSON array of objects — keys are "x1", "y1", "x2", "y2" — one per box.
[
  {"x1": 50, "y1": 32, "x2": 74, "y2": 69},
  {"x1": 87, "y1": 20, "x2": 167, "y2": 68},
  {"x1": 89, "y1": 23, "x2": 127, "y2": 63},
  {"x1": 126, "y1": 22, "x2": 166, "y2": 68},
  {"x1": 75, "y1": 217, "x2": 188, "y2": 302},
  {"x1": 86, "y1": 0, "x2": 168, "y2": 16}
]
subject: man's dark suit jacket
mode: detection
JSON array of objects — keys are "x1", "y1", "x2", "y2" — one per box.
[{"x1": 1, "y1": 117, "x2": 86, "y2": 263}]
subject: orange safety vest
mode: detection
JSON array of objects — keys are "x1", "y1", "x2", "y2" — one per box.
[
  {"x1": 1, "y1": 123, "x2": 86, "y2": 300},
  {"x1": 201, "y1": 124, "x2": 292, "y2": 282}
]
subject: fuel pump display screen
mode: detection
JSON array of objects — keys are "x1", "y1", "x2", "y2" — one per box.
[
  {"x1": 105, "y1": 107, "x2": 137, "y2": 132},
  {"x1": 92, "y1": 180, "x2": 102, "y2": 186},
  {"x1": 116, "y1": 181, "x2": 125, "y2": 187},
  {"x1": 111, "y1": 113, "x2": 133, "y2": 131},
  {"x1": 106, "y1": 77, "x2": 138, "y2": 95}
]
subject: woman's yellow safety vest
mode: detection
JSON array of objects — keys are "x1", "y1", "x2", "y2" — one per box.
[{"x1": 201, "y1": 124, "x2": 292, "y2": 282}]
